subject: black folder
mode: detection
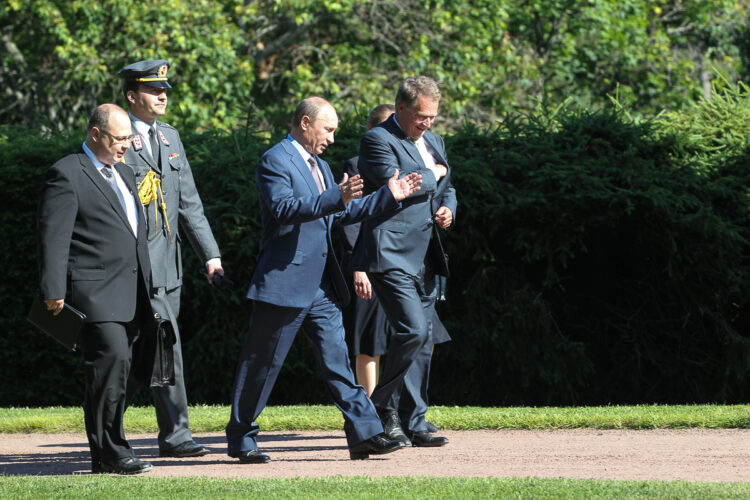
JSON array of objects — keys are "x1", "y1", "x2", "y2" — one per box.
[{"x1": 27, "y1": 295, "x2": 86, "y2": 350}]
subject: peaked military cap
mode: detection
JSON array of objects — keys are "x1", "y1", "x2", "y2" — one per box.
[{"x1": 118, "y1": 59, "x2": 172, "y2": 89}]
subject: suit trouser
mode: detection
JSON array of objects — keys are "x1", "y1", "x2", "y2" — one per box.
[
  {"x1": 398, "y1": 268, "x2": 438, "y2": 432},
  {"x1": 83, "y1": 320, "x2": 140, "y2": 464},
  {"x1": 368, "y1": 269, "x2": 431, "y2": 431},
  {"x1": 147, "y1": 286, "x2": 192, "y2": 448},
  {"x1": 225, "y1": 278, "x2": 383, "y2": 452}
]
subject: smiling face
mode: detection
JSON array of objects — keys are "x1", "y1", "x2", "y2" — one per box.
[
  {"x1": 90, "y1": 107, "x2": 133, "y2": 165},
  {"x1": 127, "y1": 84, "x2": 168, "y2": 124},
  {"x1": 299, "y1": 103, "x2": 338, "y2": 155},
  {"x1": 396, "y1": 96, "x2": 439, "y2": 141}
]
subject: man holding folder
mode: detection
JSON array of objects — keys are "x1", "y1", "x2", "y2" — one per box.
[{"x1": 37, "y1": 103, "x2": 154, "y2": 474}]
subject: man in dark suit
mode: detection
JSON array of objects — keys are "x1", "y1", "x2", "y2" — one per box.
[
  {"x1": 37, "y1": 104, "x2": 154, "y2": 474},
  {"x1": 118, "y1": 59, "x2": 222, "y2": 458},
  {"x1": 339, "y1": 104, "x2": 395, "y2": 390},
  {"x1": 350, "y1": 76, "x2": 457, "y2": 448},
  {"x1": 225, "y1": 97, "x2": 422, "y2": 463},
  {"x1": 343, "y1": 104, "x2": 450, "y2": 436}
]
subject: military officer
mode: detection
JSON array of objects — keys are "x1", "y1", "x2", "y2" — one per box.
[{"x1": 118, "y1": 59, "x2": 222, "y2": 458}]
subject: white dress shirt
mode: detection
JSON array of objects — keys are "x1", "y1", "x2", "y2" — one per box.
[
  {"x1": 288, "y1": 134, "x2": 326, "y2": 190},
  {"x1": 82, "y1": 142, "x2": 139, "y2": 236}
]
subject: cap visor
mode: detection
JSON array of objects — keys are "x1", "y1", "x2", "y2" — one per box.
[{"x1": 144, "y1": 81, "x2": 172, "y2": 89}]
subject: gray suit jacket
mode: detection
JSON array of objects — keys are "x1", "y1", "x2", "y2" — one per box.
[
  {"x1": 350, "y1": 116, "x2": 456, "y2": 276},
  {"x1": 37, "y1": 151, "x2": 152, "y2": 323},
  {"x1": 123, "y1": 120, "x2": 220, "y2": 290}
]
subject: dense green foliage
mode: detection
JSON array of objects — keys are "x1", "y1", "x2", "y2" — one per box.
[
  {"x1": 4, "y1": 80, "x2": 750, "y2": 407},
  {"x1": 1, "y1": 0, "x2": 748, "y2": 133},
  {"x1": 3, "y1": 476, "x2": 750, "y2": 500}
]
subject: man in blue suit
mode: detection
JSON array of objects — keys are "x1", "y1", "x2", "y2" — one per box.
[
  {"x1": 225, "y1": 97, "x2": 423, "y2": 463},
  {"x1": 350, "y1": 76, "x2": 457, "y2": 448}
]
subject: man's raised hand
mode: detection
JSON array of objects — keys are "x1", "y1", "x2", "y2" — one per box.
[
  {"x1": 387, "y1": 169, "x2": 422, "y2": 201},
  {"x1": 338, "y1": 172, "x2": 364, "y2": 205}
]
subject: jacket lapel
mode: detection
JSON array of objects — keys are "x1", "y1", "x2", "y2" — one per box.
[
  {"x1": 423, "y1": 133, "x2": 448, "y2": 167},
  {"x1": 78, "y1": 153, "x2": 135, "y2": 237},
  {"x1": 282, "y1": 138, "x2": 321, "y2": 196},
  {"x1": 129, "y1": 123, "x2": 160, "y2": 173},
  {"x1": 317, "y1": 157, "x2": 335, "y2": 228},
  {"x1": 384, "y1": 117, "x2": 424, "y2": 168}
]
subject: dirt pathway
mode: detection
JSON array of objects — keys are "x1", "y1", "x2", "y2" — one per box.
[{"x1": 2, "y1": 429, "x2": 750, "y2": 482}]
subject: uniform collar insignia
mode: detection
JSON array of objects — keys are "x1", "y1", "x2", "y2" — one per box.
[{"x1": 158, "y1": 129, "x2": 170, "y2": 146}]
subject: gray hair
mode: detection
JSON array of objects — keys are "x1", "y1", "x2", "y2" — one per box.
[{"x1": 395, "y1": 76, "x2": 441, "y2": 108}]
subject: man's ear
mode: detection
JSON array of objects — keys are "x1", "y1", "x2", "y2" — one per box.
[
  {"x1": 125, "y1": 90, "x2": 137, "y2": 105},
  {"x1": 300, "y1": 115, "x2": 310, "y2": 131}
]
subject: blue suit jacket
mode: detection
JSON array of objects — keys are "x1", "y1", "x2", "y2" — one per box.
[
  {"x1": 247, "y1": 137, "x2": 400, "y2": 308},
  {"x1": 350, "y1": 116, "x2": 457, "y2": 276}
]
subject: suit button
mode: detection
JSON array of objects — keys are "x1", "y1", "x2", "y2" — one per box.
[
  {"x1": 132, "y1": 268, "x2": 137, "y2": 273},
  {"x1": 322, "y1": 252, "x2": 327, "y2": 257}
]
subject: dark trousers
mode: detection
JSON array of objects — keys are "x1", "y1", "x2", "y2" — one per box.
[
  {"x1": 367, "y1": 269, "x2": 433, "y2": 432},
  {"x1": 82, "y1": 320, "x2": 140, "y2": 464},
  {"x1": 398, "y1": 268, "x2": 439, "y2": 432},
  {"x1": 146, "y1": 286, "x2": 191, "y2": 449},
  {"x1": 225, "y1": 279, "x2": 383, "y2": 453}
]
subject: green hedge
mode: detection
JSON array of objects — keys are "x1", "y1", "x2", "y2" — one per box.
[{"x1": 4, "y1": 88, "x2": 750, "y2": 406}]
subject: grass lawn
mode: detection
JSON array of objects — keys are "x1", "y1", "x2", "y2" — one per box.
[
  {"x1": 2, "y1": 404, "x2": 750, "y2": 433},
  {"x1": 2, "y1": 476, "x2": 750, "y2": 499},
  {"x1": 3, "y1": 405, "x2": 749, "y2": 498}
]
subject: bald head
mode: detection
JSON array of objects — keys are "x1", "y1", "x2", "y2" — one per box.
[
  {"x1": 291, "y1": 97, "x2": 333, "y2": 129},
  {"x1": 86, "y1": 104, "x2": 133, "y2": 165},
  {"x1": 290, "y1": 97, "x2": 338, "y2": 155}
]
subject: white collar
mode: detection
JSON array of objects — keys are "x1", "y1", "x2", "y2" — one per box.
[
  {"x1": 287, "y1": 134, "x2": 313, "y2": 162},
  {"x1": 82, "y1": 142, "x2": 106, "y2": 169}
]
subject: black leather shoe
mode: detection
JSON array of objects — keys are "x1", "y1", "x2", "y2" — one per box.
[
  {"x1": 380, "y1": 410, "x2": 412, "y2": 447},
  {"x1": 349, "y1": 433, "x2": 405, "y2": 460},
  {"x1": 228, "y1": 449, "x2": 271, "y2": 463},
  {"x1": 159, "y1": 440, "x2": 210, "y2": 458},
  {"x1": 408, "y1": 431, "x2": 449, "y2": 447},
  {"x1": 426, "y1": 421, "x2": 439, "y2": 433},
  {"x1": 96, "y1": 456, "x2": 153, "y2": 474}
]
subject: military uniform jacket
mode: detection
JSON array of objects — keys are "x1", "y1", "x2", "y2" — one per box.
[{"x1": 123, "y1": 119, "x2": 220, "y2": 290}]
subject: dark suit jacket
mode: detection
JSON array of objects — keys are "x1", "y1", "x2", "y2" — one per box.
[
  {"x1": 37, "y1": 150, "x2": 151, "y2": 323},
  {"x1": 246, "y1": 137, "x2": 400, "y2": 309},
  {"x1": 350, "y1": 116, "x2": 456, "y2": 276},
  {"x1": 339, "y1": 156, "x2": 361, "y2": 271}
]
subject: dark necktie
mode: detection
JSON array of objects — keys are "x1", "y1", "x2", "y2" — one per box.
[
  {"x1": 149, "y1": 126, "x2": 160, "y2": 166},
  {"x1": 101, "y1": 165, "x2": 128, "y2": 215},
  {"x1": 307, "y1": 157, "x2": 325, "y2": 194}
]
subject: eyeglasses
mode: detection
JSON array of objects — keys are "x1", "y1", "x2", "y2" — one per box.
[{"x1": 100, "y1": 129, "x2": 136, "y2": 143}]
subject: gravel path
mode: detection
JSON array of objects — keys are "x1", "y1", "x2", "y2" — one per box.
[{"x1": 2, "y1": 429, "x2": 750, "y2": 482}]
